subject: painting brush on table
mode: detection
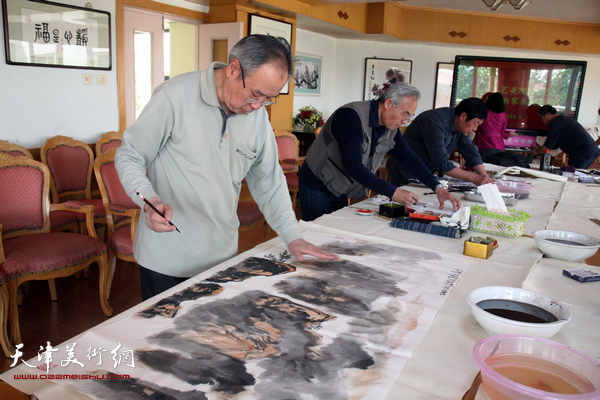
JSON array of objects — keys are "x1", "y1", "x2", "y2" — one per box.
[{"x1": 135, "y1": 191, "x2": 181, "y2": 233}]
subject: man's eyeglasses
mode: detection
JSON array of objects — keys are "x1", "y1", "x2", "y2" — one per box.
[
  {"x1": 398, "y1": 106, "x2": 415, "y2": 123},
  {"x1": 240, "y1": 64, "x2": 278, "y2": 106}
]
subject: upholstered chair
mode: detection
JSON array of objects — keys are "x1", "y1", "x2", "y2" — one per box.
[
  {"x1": 95, "y1": 131, "x2": 123, "y2": 155},
  {"x1": 93, "y1": 148, "x2": 140, "y2": 298},
  {"x1": 274, "y1": 130, "x2": 302, "y2": 211},
  {"x1": 41, "y1": 135, "x2": 107, "y2": 232},
  {"x1": 0, "y1": 153, "x2": 112, "y2": 346}
]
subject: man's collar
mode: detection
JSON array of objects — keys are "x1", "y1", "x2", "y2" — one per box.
[{"x1": 201, "y1": 61, "x2": 227, "y2": 108}]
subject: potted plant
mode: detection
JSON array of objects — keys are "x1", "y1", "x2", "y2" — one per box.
[{"x1": 293, "y1": 106, "x2": 324, "y2": 133}]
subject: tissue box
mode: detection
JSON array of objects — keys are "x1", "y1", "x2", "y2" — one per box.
[{"x1": 469, "y1": 204, "x2": 531, "y2": 239}]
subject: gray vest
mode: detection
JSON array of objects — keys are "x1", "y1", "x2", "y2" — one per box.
[{"x1": 305, "y1": 101, "x2": 396, "y2": 199}]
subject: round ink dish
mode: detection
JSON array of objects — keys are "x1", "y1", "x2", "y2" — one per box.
[
  {"x1": 356, "y1": 209, "x2": 373, "y2": 216},
  {"x1": 466, "y1": 286, "x2": 571, "y2": 339}
]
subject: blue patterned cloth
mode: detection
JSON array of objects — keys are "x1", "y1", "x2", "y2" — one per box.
[{"x1": 389, "y1": 218, "x2": 461, "y2": 239}]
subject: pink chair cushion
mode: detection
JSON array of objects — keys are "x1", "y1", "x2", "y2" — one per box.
[
  {"x1": 0, "y1": 165, "x2": 45, "y2": 233},
  {"x1": 285, "y1": 172, "x2": 299, "y2": 190},
  {"x1": 237, "y1": 201, "x2": 264, "y2": 226},
  {"x1": 110, "y1": 224, "x2": 133, "y2": 256},
  {"x1": 101, "y1": 140, "x2": 122, "y2": 153},
  {"x1": 2, "y1": 232, "x2": 107, "y2": 279},
  {"x1": 46, "y1": 145, "x2": 90, "y2": 193},
  {"x1": 79, "y1": 198, "x2": 106, "y2": 219},
  {"x1": 50, "y1": 210, "x2": 84, "y2": 229},
  {"x1": 100, "y1": 163, "x2": 138, "y2": 209},
  {"x1": 276, "y1": 136, "x2": 297, "y2": 163},
  {"x1": 280, "y1": 163, "x2": 296, "y2": 173},
  {"x1": 1, "y1": 150, "x2": 29, "y2": 157}
]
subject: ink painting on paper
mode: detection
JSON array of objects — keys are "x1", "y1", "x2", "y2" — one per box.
[{"x1": 39, "y1": 231, "x2": 466, "y2": 399}]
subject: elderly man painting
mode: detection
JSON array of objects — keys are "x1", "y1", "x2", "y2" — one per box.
[
  {"x1": 116, "y1": 35, "x2": 337, "y2": 300},
  {"x1": 298, "y1": 82, "x2": 460, "y2": 222}
]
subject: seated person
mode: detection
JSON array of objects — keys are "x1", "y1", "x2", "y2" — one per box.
[
  {"x1": 298, "y1": 82, "x2": 460, "y2": 222},
  {"x1": 532, "y1": 105, "x2": 600, "y2": 169},
  {"x1": 475, "y1": 92, "x2": 529, "y2": 168},
  {"x1": 386, "y1": 98, "x2": 495, "y2": 187}
]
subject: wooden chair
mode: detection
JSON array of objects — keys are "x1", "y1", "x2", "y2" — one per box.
[
  {"x1": 0, "y1": 153, "x2": 112, "y2": 346},
  {"x1": 0, "y1": 140, "x2": 33, "y2": 159},
  {"x1": 41, "y1": 135, "x2": 107, "y2": 233},
  {"x1": 0, "y1": 267, "x2": 14, "y2": 356},
  {"x1": 96, "y1": 131, "x2": 123, "y2": 155},
  {"x1": 93, "y1": 148, "x2": 140, "y2": 299},
  {"x1": 0, "y1": 140, "x2": 81, "y2": 234},
  {"x1": 237, "y1": 201, "x2": 270, "y2": 241},
  {"x1": 274, "y1": 130, "x2": 302, "y2": 210}
]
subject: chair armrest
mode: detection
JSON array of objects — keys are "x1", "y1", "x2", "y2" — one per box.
[
  {"x1": 127, "y1": 209, "x2": 140, "y2": 242},
  {"x1": 106, "y1": 206, "x2": 140, "y2": 240},
  {"x1": 50, "y1": 202, "x2": 98, "y2": 239}
]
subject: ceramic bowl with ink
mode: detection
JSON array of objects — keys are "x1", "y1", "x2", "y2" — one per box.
[
  {"x1": 533, "y1": 230, "x2": 600, "y2": 262},
  {"x1": 495, "y1": 180, "x2": 534, "y2": 199},
  {"x1": 473, "y1": 334, "x2": 600, "y2": 400},
  {"x1": 466, "y1": 286, "x2": 571, "y2": 339}
]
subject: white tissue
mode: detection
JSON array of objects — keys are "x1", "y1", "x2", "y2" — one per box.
[
  {"x1": 478, "y1": 183, "x2": 508, "y2": 214},
  {"x1": 440, "y1": 206, "x2": 471, "y2": 229}
]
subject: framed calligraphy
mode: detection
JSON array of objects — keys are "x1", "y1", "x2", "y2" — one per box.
[
  {"x1": 363, "y1": 58, "x2": 412, "y2": 101},
  {"x1": 2, "y1": 0, "x2": 111, "y2": 70}
]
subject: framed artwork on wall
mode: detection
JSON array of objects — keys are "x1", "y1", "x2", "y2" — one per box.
[
  {"x1": 434, "y1": 62, "x2": 454, "y2": 108},
  {"x1": 294, "y1": 53, "x2": 322, "y2": 95},
  {"x1": 249, "y1": 14, "x2": 293, "y2": 94},
  {"x1": 2, "y1": 0, "x2": 111, "y2": 70},
  {"x1": 363, "y1": 58, "x2": 412, "y2": 101}
]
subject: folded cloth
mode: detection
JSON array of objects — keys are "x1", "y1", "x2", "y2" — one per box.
[{"x1": 390, "y1": 218, "x2": 461, "y2": 239}]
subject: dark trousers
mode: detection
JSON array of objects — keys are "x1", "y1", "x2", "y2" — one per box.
[
  {"x1": 299, "y1": 182, "x2": 348, "y2": 222},
  {"x1": 139, "y1": 265, "x2": 188, "y2": 301}
]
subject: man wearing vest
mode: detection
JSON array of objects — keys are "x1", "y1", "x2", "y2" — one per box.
[{"x1": 297, "y1": 82, "x2": 461, "y2": 222}]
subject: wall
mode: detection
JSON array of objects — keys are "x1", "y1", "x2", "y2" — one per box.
[
  {"x1": 292, "y1": 30, "x2": 337, "y2": 124},
  {"x1": 0, "y1": 0, "x2": 118, "y2": 148},
  {"x1": 0, "y1": 0, "x2": 206, "y2": 149},
  {"x1": 295, "y1": 29, "x2": 600, "y2": 128},
  {"x1": 2, "y1": 4, "x2": 599, "y2": 149}
]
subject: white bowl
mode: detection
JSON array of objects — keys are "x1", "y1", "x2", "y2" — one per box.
[
  {"x1": 533, "y1": 229, "x2": 600, "y2": 262},
  {"x1": 466, "y1": 286, "x2": 571, "y2": 339}
]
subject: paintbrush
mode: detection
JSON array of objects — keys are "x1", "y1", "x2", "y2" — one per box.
[{"x1": 135, "y1": 191, "x2": 181, "y2": 233}]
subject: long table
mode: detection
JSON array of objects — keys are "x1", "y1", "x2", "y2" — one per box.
[
  {"x1": 309, "y1": 177, "x2": 600, "y2": 399},
  {"x1": 2, "y1": 169, "x2": 600, "y2": 399}
]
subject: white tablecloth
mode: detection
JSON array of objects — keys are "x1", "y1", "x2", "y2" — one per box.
[
  {"x1": 2, "y1": 174, "x2": 599, "y2": 400},
  {"x1": 309, "y1": 176, "x2": 599, "y2": 400}
]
